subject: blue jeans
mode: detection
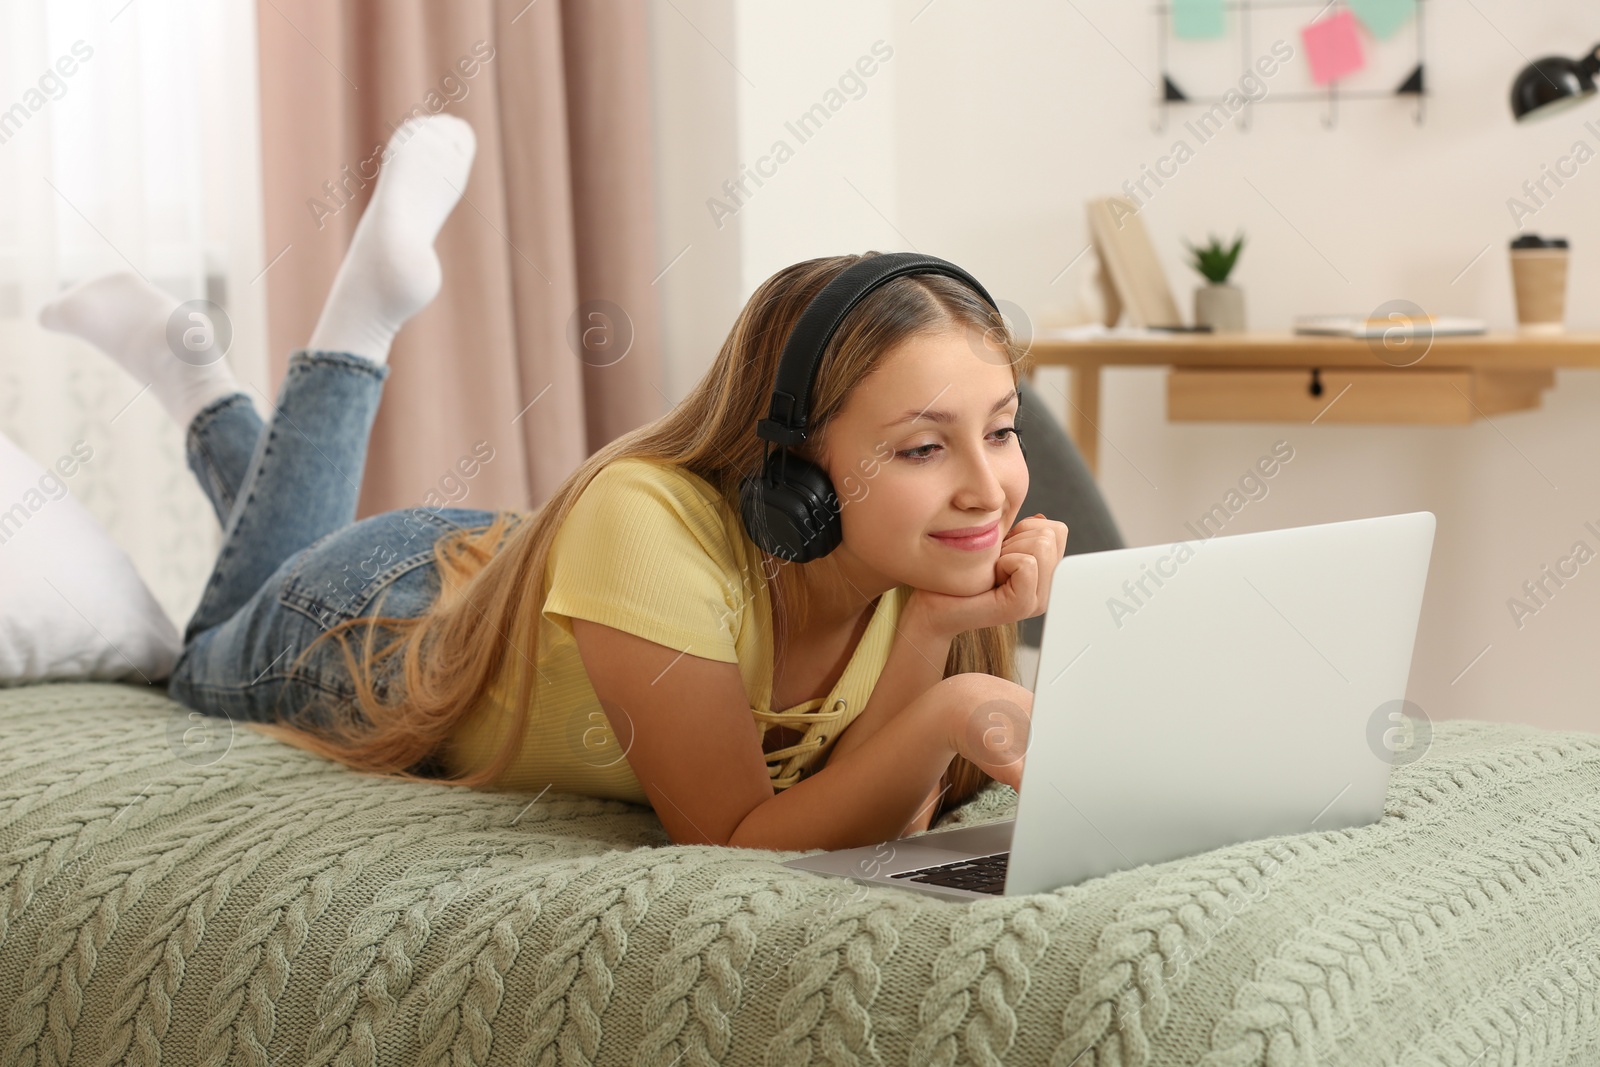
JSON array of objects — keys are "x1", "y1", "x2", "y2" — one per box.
[{"x1": 166, "y1": 349, "x2": 501, "y2": 755}]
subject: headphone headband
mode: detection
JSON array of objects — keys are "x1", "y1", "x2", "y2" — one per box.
[{"x1": 755, "y1": 252, "x2": 1002, "y2": 448}]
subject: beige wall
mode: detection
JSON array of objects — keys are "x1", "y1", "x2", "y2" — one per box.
[
  {"x1": 645, "y1": 0, "x2": 742, "y2": 405},
  {"x1": 649, "y1": 0, "x2": 1600, "y2": 732}
]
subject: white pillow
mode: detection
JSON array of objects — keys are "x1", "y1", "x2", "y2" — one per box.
[{"x1": 0, "y1": 429, "x2": 180, "y2": 684}]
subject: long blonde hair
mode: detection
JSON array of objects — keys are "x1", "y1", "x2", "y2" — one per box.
[{"x1": 249, "y1": 251, "x2": 1030, "y2": 820}]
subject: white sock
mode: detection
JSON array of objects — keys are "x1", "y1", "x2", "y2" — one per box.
[
  {"x1": 39, "y1": 272, "x2": 244, "y2": 430},
  {"x1": 306, "y1": 113, "x2": 477, "y2": 366}
]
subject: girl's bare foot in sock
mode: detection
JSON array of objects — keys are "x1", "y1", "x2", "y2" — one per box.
[
  {"x1": 39, "y1": 273, "x2": 244, "y2": 430},
  {"x1": 306, "y1": 113, "x2": 477, "y2": 366}
]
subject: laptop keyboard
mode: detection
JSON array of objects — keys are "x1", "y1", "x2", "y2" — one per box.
[{"x1": 889, "y1": 851, "x2": 1009, "y2": 894}]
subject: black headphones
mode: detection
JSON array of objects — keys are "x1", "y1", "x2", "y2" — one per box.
[{"x1": 738, "y1": 251, "x2": 1021, "y2": 564}]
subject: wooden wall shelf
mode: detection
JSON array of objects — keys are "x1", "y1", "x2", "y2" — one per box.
[{"x1": 1022, "y1": 331, "x2": 1600, "y2": 476}]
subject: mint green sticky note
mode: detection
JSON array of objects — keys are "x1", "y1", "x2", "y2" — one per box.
[
  {"x1": 1347, "y1": 0, "x2": 1416, "y2": 39},
  {"x1": 1172, "y1": 0, "x2": 1226, "y2": 40}
]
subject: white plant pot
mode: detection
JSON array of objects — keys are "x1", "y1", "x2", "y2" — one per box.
[{"x1": 1194, "y1": 283, "x2": 1246, "y2": 333}]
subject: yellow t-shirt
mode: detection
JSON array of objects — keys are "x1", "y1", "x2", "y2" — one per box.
[{"x1": 440, "y1": 456, "x2": 910, "y2": 804}]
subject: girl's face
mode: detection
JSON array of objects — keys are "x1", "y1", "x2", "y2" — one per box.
[{"x1": 817, "y1": 324, "x2": 1029, "y2": 598}]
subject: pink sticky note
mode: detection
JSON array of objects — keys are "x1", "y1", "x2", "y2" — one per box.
[{"x1": 1301, "y1": 11, "x2": 1366, "y2": 85}]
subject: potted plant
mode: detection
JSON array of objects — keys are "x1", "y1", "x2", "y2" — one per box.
[{"x1": 1185, "y1": 231, "x2": 1246, "y2": 333}]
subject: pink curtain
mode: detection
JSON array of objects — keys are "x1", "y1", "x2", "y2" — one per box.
[{"x1": 256, "y1": 0, "x2": 664, "y2": 514}]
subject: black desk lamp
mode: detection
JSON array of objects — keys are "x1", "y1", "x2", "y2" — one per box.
[{"x1": 1511, "y1": 45, "x2": 1600, "y2": 121}]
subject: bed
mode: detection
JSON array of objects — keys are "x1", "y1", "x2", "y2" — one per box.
[{"x1": 1, "y1": 679, "x2": 1598, "y2": 1066}]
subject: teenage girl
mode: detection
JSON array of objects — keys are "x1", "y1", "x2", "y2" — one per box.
[{"x1": 40, "y1": 114, "x2": 1069, "y2": 852}]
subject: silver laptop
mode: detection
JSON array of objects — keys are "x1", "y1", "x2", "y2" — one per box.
[{"x1": 783, "y1": 510, "x2": 1436, "y2": 901}]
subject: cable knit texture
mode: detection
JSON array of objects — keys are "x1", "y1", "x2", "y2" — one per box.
[{"x1": 1, "y1": 681, "x2": 1597, "y2": 1066}]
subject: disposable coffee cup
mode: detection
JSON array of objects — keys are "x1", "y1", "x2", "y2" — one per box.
[{"x1": 1510, "y1": 234, "x2": 1569, "y2": 335}]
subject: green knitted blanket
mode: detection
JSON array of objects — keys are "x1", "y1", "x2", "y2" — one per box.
[{"x1": 1, "y1": 681, "x2": 1597, "y2": 1066}]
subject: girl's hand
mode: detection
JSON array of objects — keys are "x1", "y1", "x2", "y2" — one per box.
[
  {"x1": 909, "y1": 514, "x2": 1068, "y2": 641},
  {"x1": 941, "y1": 674, "x2": 1034, "y2": 792}
]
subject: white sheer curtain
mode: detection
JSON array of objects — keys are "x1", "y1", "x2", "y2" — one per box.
[{"x1": 0, "y1": 0, "x2": 269, "y2": 631}]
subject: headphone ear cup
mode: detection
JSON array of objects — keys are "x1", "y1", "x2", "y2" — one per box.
[
  {"x1": 738, "y1": 467, "x2": 782, "y2": 557},
  {"x1": 739, "y1": 449, "x2": 843, "y2": 563},
  {"x1": 779, "y1": 452, "x2": 843, "y2": 560}
]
